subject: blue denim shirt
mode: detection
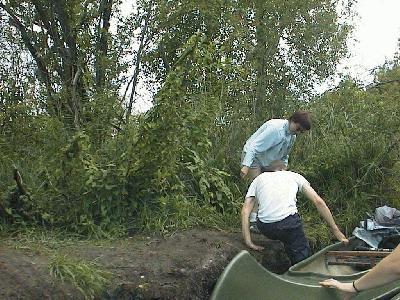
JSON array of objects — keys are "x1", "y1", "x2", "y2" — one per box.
[{"x1": 242, "y1": 119, "x2": 296, "y2": 168}]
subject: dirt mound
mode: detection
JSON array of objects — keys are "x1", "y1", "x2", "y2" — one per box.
[
  {"x1": 0, "y1": 246, "x2": 82, "y2": 299},
  {"x1": 0, "y1": 228, "x2": 288, "y2": 299}
]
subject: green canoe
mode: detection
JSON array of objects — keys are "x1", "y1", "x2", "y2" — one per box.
[{"x1": 210, "y1": 239, "x2": 400, "y2": 300}]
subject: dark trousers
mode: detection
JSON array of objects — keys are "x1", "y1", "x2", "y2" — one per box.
[{"x1": 257, "y1": 213, "x2": 310, "y2": 265}]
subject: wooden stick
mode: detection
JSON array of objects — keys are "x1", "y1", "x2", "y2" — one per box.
[
  {"x1": 327, "y1": 261, "x2": 376, "y2": 267},
  {"x1": 333, "y1": 258, "x2": 382, "y2": 265},
  {"x1": 326, "y1": 251, "x2": 391, "y2": 258}
]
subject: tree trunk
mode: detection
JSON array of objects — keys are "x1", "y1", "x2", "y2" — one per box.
[
  {"x1": 125, "y1": 6, "x2": 151, "y2": 122},
  {"x1": 0, "y1": 1, "x2": 94, "y2": 129},
  {"x1": 253, "y1": 0, "x2": 282, "y2": 121},
  {"x1": 96, "y1": 0, "x2": 113, "y2": 88},
  {"x1": 254, "y1": 0, "x2": 268, "y2": 120}
]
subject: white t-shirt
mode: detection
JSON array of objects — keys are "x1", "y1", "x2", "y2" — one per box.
[{"x1": 245, "y1": 171, "x2": 310, "y2": 223}]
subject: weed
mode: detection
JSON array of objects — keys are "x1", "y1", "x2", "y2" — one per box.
[{"x1": 49, "y1": 254, "x2": 111, "y2": 299}]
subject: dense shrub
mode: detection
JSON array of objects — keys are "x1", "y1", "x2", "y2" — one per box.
[{"x1": 292, "y1": 66, "x2": 400, "y2": 243}]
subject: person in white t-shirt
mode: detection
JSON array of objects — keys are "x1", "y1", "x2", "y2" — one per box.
[{"x1": 241, "y1": 160, "x2": 348, "y2": 265}]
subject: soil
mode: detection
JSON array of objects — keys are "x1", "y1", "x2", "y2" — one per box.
[{"x1": 0, "y1": 228, "x2": 290, "y2": 300}]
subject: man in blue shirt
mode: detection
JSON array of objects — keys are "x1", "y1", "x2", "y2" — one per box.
[{"x1": 241, "y1": 111, "x2": 311, "y2": 232}]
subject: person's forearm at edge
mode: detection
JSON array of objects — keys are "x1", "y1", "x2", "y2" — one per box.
[
  {"x1": 303, "y1": 185, "x2": 348, "y2": 243},
  {"x1": 241, "y1": 197, "x2": 264, "y2": 251},
  {"x1": 354, "y1": 245, "x2": 400, "y2": 291},
  {"x1": 320, "y1": 245, "x2": 400, "y2": 292},
  {"x1": 241, "y1": 197, "x2": 254, "y2": 245}
]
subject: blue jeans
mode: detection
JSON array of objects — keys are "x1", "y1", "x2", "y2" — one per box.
[{"x1": 257, "y1": 214, "x2": 310, "y2": 265}]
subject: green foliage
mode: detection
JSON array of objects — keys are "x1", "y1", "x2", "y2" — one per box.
[
  {"x1": 0, "y1": 113, "x2": 66, "y2": 226},
  {"x1": 141, "y1": 0, "x2": 355, "y2": 122},
  {"x1": 49, "y1": 254, "x2": 111, "y2": 299},
  {"x1": 1, "y1": 0, "x2": 399, "y2": 252},
  {"x1": 292, "y1": 65, "x2": 400, "y2": 240},
  {"x1": 35, "y1": 131, "x2": 131, "y2": 236},
  {"x1": 0, "y1": 0, "x2": 129, "y2": 128},
  {"x1": 136, "y1": 194, "x2": 239, "y2": 234},
  {"x1": 0, "y1": 186, "x2": 36, "y2": 225},
  {"x1": 82, "y1": 91, "x2": 125, "y2": 146},
  {"x1": 0, "y1": 117, "x2": 132, "y2": 236},
  {"x1": 126, "y1": 32, "x2": 239, "y2": 232},
  {"x1": 183, "y1": 148, "x2": 234, "y2": 212}
]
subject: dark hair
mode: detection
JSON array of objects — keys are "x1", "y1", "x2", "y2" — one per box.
[{"x1": 288, "y1": 110, "x2": 311, "y2": 130}]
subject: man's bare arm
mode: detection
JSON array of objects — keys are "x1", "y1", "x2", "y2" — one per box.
[
  {"x1": 241, "y1": 197, "x2": 264, "y2": 251},
  {"x1": 302, "y1": 184, "x2": 348, "y2": 244}
]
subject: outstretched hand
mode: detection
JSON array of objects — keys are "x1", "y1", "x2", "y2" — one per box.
[
  {"x1": 333, "y1": 229, "x2": 349, "y2": 245},
  {"x1": 319, "y1": 278, "x2": 356, "y2": 293}
]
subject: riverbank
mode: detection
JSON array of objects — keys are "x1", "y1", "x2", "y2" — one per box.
[{"x1": 0, "y1": 228, "x2": 288, "y2": 299}]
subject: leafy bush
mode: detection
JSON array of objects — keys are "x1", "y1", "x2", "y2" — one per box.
[{"x1": 126, "y1": 33, "x2": 240, "y2": 232}]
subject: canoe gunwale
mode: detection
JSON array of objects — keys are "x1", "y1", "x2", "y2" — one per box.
[
  {"x1": 210, "y1": 248, "x2": 400, "y2": 300},
  {"x1": 287, "y1": 237, "x2": 370, "y2": 279}
]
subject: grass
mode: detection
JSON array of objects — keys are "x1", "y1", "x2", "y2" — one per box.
[
  {"x1": 49, "y1": 254, "x2": 111, "y2": 299},
  {"x1": 1, "y1": 226, "x2": 113, "y2": 299}
]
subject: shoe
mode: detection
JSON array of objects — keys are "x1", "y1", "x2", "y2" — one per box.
[{"x1": 250, "y1": 222, "x2": 261, "y2": 234}]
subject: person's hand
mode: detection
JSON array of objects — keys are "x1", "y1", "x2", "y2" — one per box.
[
  {"x1": 240, "y1": 166, "x2": 249, "y2": 178},
  {"x1": 246, "y1": 241, "x2": 264, "y2": 251},
  {"x1": 319, "y1": 278, "x2": 356, "y2": 293},
  {"x1": 333, "y1": 228, "x2": 349, "y2": 244}
]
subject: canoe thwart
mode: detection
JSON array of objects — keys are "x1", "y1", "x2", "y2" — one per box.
[
  {"x1": 326, "y1": 250, "x2": 391, "y2": 268},
  {"x1": 326, "y1": 251, "x2": 391, "y2": 258}
]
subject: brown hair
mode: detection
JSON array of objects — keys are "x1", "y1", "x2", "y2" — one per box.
[{"x1": 288, "y1": 110, "x2": 311, "y2": 130}]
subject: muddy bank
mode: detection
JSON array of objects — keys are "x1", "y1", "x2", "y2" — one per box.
[{"x1": 0, "y1": 228, "x2": 290, "y2": 299}]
